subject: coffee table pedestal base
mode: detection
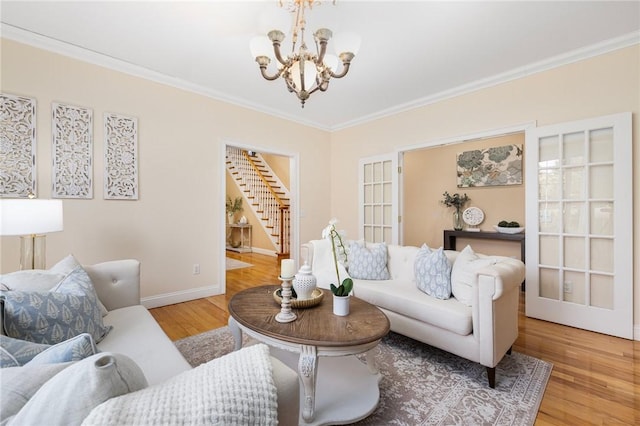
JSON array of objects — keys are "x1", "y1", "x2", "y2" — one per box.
[{"x1": 271, "y1": 347, "x2": 381, "y2": 426}]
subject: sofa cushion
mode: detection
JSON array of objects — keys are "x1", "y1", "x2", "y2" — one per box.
[
  {"x1": 0, "y1": 333, "x2": 97, "y2": 367},
  {"x1": 348, "y1": 242, "x2": 390, "y2": 280},
  {"x1": 451, "y1": 245, "x2": 499, "y2": 306},
  {"x1": 99, "y1": 305, "x2": 192, "y2": 385},
  {"x1": 1, "y1": 266, "x2": 113, "y2": 344},
  {"x1": 354, "y1": 279, "x2": 472, "y2": 336},
  {"x1": 386, "y1": 245, "x2": 420, "y2": 281},
  {"x1": 82, "y1": 344, "x2": 278, "y2": 426},
  {"x1": 0, "y1": 362, "x2": 74, "y2": 423},
  {"x1": 10, "y1": 352, "x2": 147, "y2": 426},
  {"x1": 414, "y1": 245, "x2": 452, "y2": 300}
]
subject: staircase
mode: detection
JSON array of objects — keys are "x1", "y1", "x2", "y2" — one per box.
[{"x1": 225, "y1": 147, "x2": 290, "y2": 258}]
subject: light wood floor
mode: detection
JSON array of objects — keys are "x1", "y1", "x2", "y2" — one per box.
[{"x1": 150, "y1": 251, "x2": 640, "y2": 425}]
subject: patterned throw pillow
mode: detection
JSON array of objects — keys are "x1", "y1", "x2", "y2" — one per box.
[
  {"x1": 414, "y1": 244, "x2": 452, "y2": 300},
  {"x1": 0, "y1": 333, "x2": 98, "y2": 368},
  {"x1": 348, "y1": 242, "x2": 390, "y2": 280},
  {"x1": 1, "y1": 267, "x2": 112, "y2": 345}
]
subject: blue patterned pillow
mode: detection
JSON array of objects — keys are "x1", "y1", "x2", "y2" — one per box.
[
  {"x1": 1, "y1": 267, "x2": 112, "y2": 345},
  {"x1": 348, "y1": 242, "x2": 390, "y2": 280},
  {"x1": 414, "y1": 244, "x2": 452, "y2": 300},
  {"x1": 0, "y1": 333, "x2": 97, "y2": 367}
]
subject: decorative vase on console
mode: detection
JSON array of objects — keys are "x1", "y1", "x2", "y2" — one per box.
[
  {"x1": 453, "y1": 208, "x2": 463, "y2": 231},
  {"x1": 442, "y1": 191, "x2": 469, "y2": 231}
]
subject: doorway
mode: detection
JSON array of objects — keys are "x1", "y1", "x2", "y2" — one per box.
[{"x1": 221, "y1": 142, "x2": 299, "y2": 295}]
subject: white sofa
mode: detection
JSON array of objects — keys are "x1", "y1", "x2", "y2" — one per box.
[
  {"x1": 1, "y1": 258, "x2": 299, "y2": 425},
  {"x1": 305, "y1": 240, "x2": 525, "y2": 388}
]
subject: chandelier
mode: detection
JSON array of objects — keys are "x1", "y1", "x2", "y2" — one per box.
[{"x1": 250, "y1": 0, "x2": 360, "y2": 107}]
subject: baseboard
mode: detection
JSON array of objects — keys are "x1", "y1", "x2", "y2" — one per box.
[
  {"x1": 141, "y1": 284, "x2": 222, "y2": 309},
  {"x1": 250, "y1": 247, "x2": 278, "y2": 257}
]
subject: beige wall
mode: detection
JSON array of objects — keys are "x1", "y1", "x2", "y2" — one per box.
[
  {"x1": 0, "y1": 39, "x2": 331, "y2": 302},
  {"x1": 330, "y1": 46, "x2": 639, "y2": 333},
  {"x1": 404, "y1": 133, "x2": 525, "y2": 259}
]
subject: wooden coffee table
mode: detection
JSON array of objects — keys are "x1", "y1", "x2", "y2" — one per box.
[{"x1": 228, "y1": 285, "x2": 390, "y2": 426}]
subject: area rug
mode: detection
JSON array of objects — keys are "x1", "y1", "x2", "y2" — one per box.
[
  {"x1": 225, "y1": 257, "x2": 253, "y2": 270},
  {"x1": 175, "y1": 327, "x2": 551, "y2": 425}
]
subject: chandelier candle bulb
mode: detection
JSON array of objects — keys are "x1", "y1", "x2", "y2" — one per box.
[{"x1": 281, "y1": 259, "x2": 295, "y2": 278}]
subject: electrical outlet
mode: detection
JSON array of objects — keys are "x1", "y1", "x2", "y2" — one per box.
[
  {"x1": 563, "y1": 281, "x2": 572, "y2": 293},
  {"x1": 193, "y1": 264, "x2": 200, "y2": 275}
]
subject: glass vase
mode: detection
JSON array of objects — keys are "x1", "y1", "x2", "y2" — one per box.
[{"x1": 453, "y1": 209, "x2": 463, "y2": 230}]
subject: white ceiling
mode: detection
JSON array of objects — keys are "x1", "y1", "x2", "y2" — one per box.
[{"x1": 1, "y1": 1, "x2": 639, "y2": 131}]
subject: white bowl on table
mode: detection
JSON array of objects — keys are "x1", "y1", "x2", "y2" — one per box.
[{"x1": 493, "y1": 225, "x2": 524, "y2": 234}]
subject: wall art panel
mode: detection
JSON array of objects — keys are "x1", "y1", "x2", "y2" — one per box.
[
  {"x1": 0, "y1": 93, "x2": 37, "y2": 197},
  {"x1": 104, "y1": 113, "x2": 138, "y2": 200},
  {"x1": 457, "y1": 144, "x2": 523, "y2": 187},
  {"x1": 52, "y1": 102, "x2": 93, "y2": 198}
]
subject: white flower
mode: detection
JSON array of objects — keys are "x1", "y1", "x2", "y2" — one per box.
[{"x1": 321, "y1": 218, "x2": 338, "y2": 239}]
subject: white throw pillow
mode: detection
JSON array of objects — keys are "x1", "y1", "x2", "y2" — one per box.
[
  {"x1": 82, "y1": 344, "x2": 278, "y2": 426},
  {"x1": 450, "y1": 245, "x2": 498, "y2": 306},
  {"x1": 10, "y1": 352, "x2": 147, "y2": 426},
  {"x1": 414, "y1": 244, "x2": 452, "y2": 299},
  {"x1": 348, "y1": 242, "x2": 390, "y2": 280},
  {"x1": 0, "y1": 362, "x2": 74, "y2": 424}
]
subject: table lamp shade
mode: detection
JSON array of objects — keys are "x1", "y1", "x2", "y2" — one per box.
[{"x1": 0, "y1": 199, "x2": 64, "y2": 236}]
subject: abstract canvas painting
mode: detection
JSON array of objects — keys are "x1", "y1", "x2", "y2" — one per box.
[{"x1": 457, "y1": 144, "x2": 522, "y2": 187}]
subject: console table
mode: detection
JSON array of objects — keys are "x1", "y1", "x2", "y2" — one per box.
[
  {"x1": 443, "y1": 230, "x2": 526, "y2": 261},
  {"x1": 226, "y1": 224, "x2": 252, "y2": 253}
]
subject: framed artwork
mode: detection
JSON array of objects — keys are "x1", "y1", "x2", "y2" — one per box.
[
  {"x1": 457, "y1": 144, "x2": 522, "y2": 187},
  {"x1": 0, "y1": 93, "x2": 37, "y2": 197},
  {"x1": 52, "y1": 102, "x2": 93, "y2": 198},
  {"x1": 104, "y1": 112, "x2": 138, "y2": 200}
]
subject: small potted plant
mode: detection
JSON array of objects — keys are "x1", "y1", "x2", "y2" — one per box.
[
  {"x1": 226, "y1": 196, "x2": 243, "y2": 225},
  {"x1": 322, "y1": 219, "x2": 353, "y2": 316},
  {"x1": 441, "y1": 191, "x2": 470, "y2": 231}
]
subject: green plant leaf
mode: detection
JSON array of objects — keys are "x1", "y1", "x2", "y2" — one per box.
[
  {"x1": 342, "y1": 278, "x2": 353, "y2": 295},
  {"x1": 330, "y1": 283, "x2": 338, "y2": 295}
]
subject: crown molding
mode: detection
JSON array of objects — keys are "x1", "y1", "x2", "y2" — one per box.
[
  {"x1": 331, "y1": 30, "x2": 640, "y2": 131},
  {"x1": 0, "y1": 23, "x2": 330, "y2": 131},
  {"x1": 2, "y1": 23, "x2": 637, "y2": 133}
]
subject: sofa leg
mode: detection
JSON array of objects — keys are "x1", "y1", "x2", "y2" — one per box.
[
  {"x1": 507, "y1": 346, "x2": 513, "y2": 355},
  {"x1": 486, "y1": 367, "x2": 496, "y2": 388}
]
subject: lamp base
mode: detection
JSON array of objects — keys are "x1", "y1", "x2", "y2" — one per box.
[{"x1": 20, "y1": 235, "x2": 46, "y2": 270}]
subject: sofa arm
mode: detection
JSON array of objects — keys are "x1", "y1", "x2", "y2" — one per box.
[
  {"x1": 476, "y1": 258, "x2": 525, "y2": 300},
  {"x1": 84, "y1": 260, "x2": 140, "y2": 311},
  {"x1": 474, "y1": 257, "x2": 524, "y2": 368}
]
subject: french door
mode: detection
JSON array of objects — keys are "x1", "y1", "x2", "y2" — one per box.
[
  {"x1": 358, "y1": 154, "x2": 399, "y2": 244},
  {"x1": 525, "y1": 112, "x2": 632, "y2": 339}
]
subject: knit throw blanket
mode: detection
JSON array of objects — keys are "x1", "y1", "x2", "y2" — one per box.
[{"x1": 82, "y1": 344, "x2": 278, "y2": 425}]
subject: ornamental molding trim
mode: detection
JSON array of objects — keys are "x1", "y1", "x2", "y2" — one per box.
[
  {"x1": 0, "y1": 93, "x2": 37, "y2": 198},
  {"x1": 52, "y1": 102, "x2": 93, "y2": 199},
  {"x1": 104, "y1": 112, "x2": 138, "y2": 200}
]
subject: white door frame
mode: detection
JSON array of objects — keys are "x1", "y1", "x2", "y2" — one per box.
[{"x1": 220, "y1": 140, "x2": 300, "y2": 295}]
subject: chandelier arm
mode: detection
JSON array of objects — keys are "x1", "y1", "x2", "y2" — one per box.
[
  {"x1": 259, "y1": 65, "x2": 284, "y2": 81},
  {"x1": 327, "y1": 62, "x2": 351, "y2": 79},
  {"x1": 272, "y1": 42, "x2": 289, "y2": 66}
]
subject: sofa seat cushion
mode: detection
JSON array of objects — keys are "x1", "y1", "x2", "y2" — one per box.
[
  {"x1": 98, "y1": 305, "x2": 191, "y2": 385},
  {"x1": 353, "y1": 279, "x2": 472, "y2": 336}
]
